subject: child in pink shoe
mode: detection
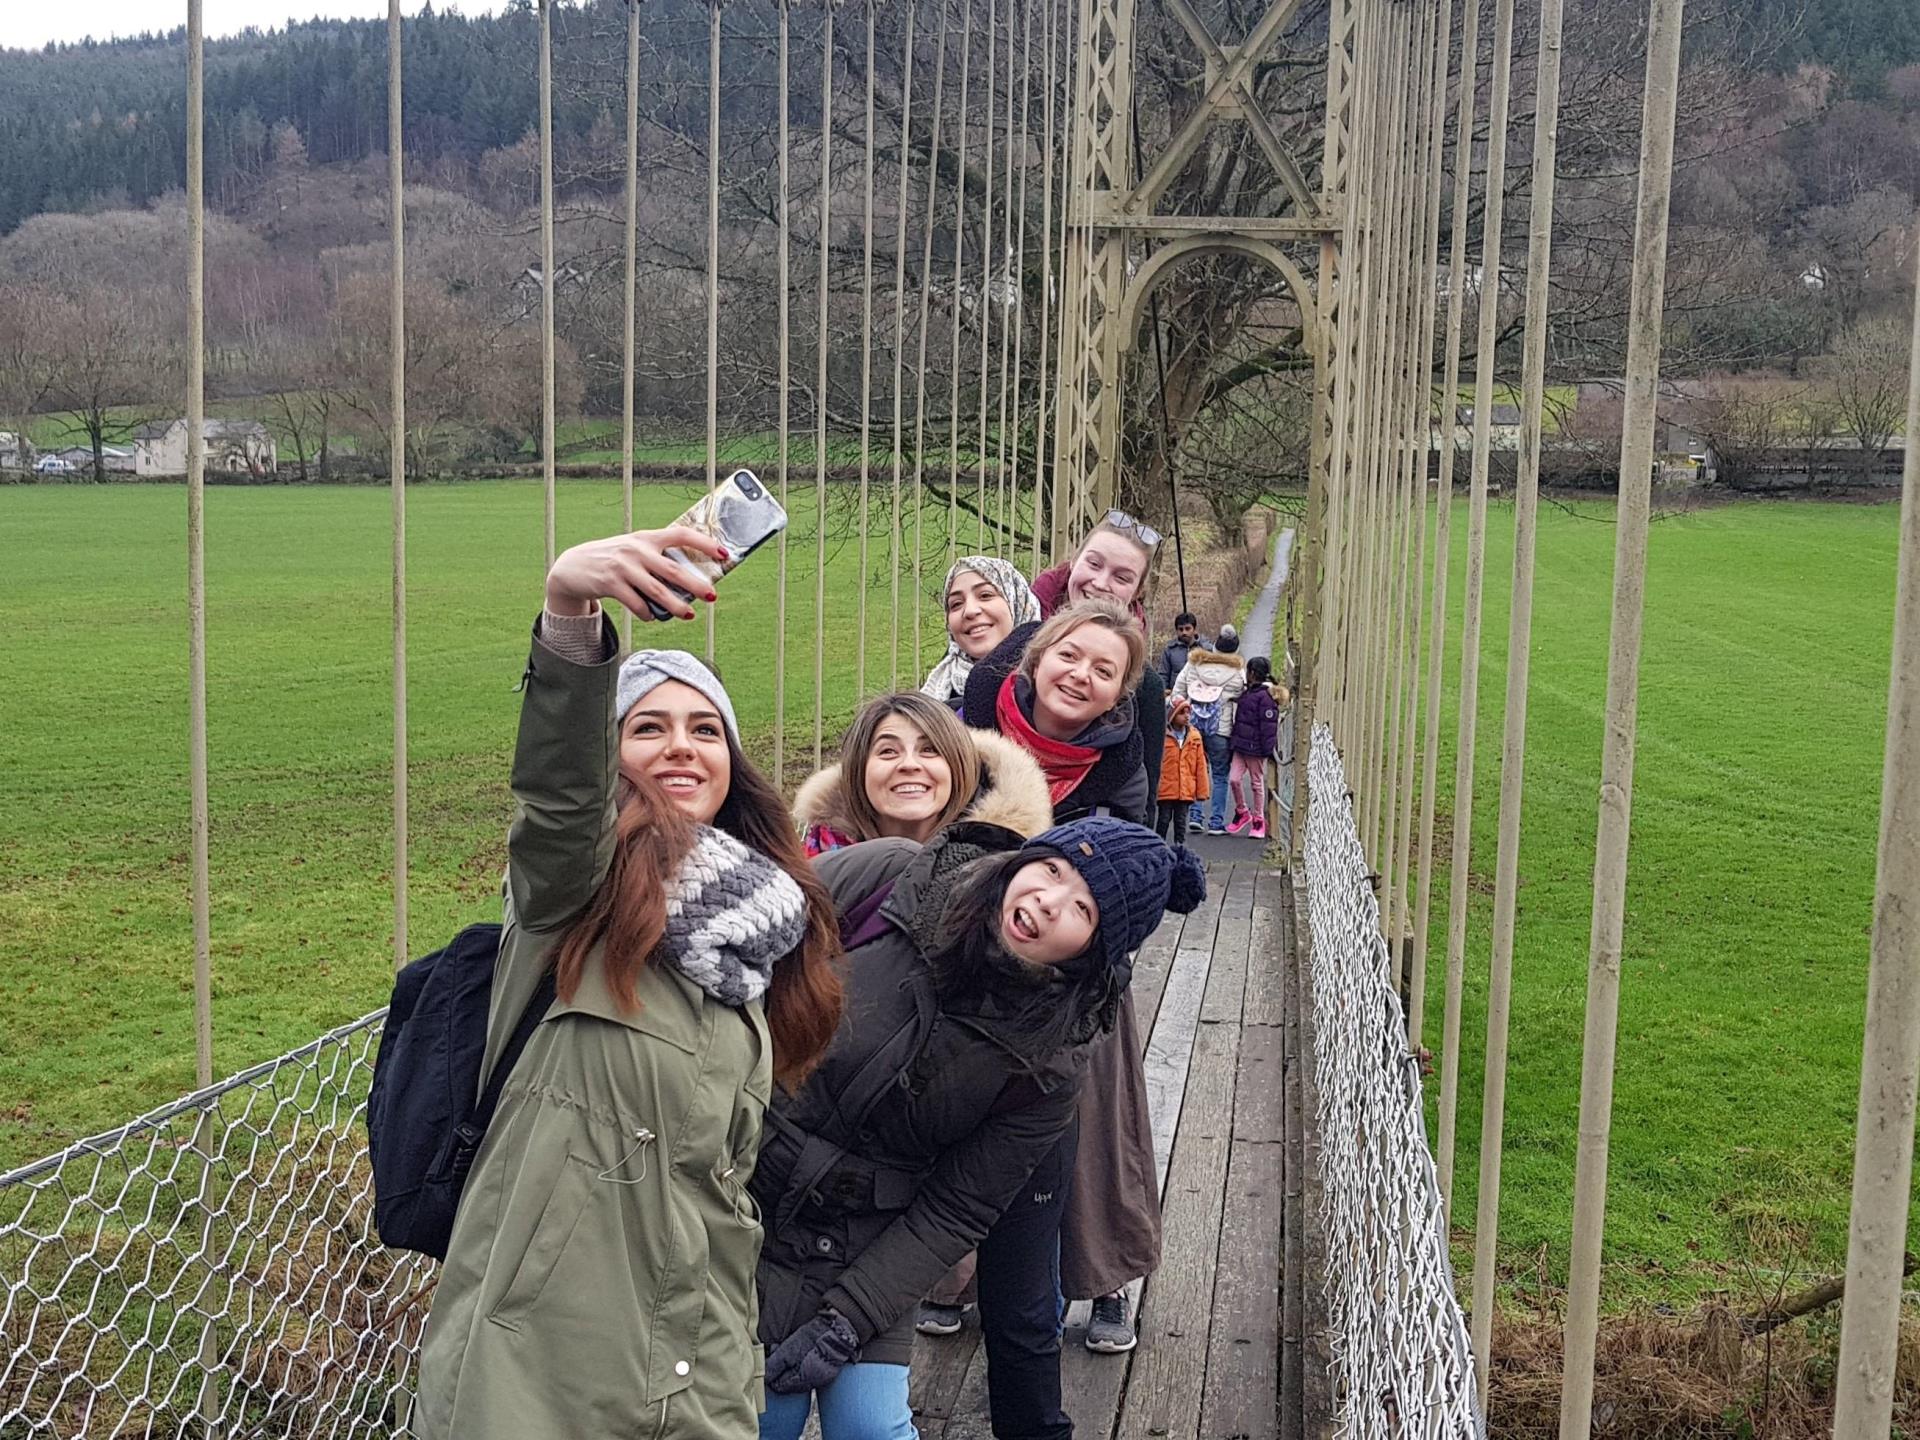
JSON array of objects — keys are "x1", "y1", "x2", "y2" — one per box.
[{"x1": 1226, "y1": 657, "x2": 1280, "y2": 839}]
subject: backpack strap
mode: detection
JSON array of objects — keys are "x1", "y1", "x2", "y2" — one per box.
[{"x1": 474, "y1": 968, "x2": 558, "y2": 1123}]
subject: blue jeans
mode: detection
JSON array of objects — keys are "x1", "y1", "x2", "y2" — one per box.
[
  {"x1": 1203, "y1": 731, "x2": 1233, "y2": 829},
  {"x1": 759, "y1": 1362, "x2": 917, "y2": 1440}
]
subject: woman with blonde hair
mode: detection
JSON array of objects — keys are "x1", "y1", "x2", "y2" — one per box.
[
  {"x1": 793, "y1": 691, "x2": 1053, "y2": 857},
  {"x1": 959, "y1": 599, "x2": 1151, "y2": 824}
]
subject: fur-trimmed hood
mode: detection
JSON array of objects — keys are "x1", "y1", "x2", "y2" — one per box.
[
  {"x1": 793, "y1": 726, "x2": 1055, "y2": 843},
  {"x1": 1185, "y1": 646, "x2": 1245, "y2": 670}
]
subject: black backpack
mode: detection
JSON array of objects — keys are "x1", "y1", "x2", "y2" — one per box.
[{"x1": 366, "y1": 922, "x2": 557, "y2": 1260}]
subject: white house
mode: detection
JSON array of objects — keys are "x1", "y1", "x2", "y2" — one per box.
[
  {"x1": 0, "y1": 432, "x2": 32, "y2": 469},
  {"x1": 134, "y1": 419, "x2": 277, "y2": 478}
]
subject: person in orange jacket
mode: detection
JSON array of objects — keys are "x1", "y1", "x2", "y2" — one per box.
[{"x1": 1155, "y1": 696, "x2": 1210, "y2": 846}]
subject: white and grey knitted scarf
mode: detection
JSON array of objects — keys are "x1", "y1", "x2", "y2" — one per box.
[{"x1": 665, "y1": 827, "x2": 808, "y2": 1006}]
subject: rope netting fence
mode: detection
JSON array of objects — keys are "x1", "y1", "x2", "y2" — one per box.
[
  {"x1": 0, "y1": 1012, "x2": 423, "y2": 1439},
  {"x1": 1303, "y1": 723, "x2": 1483, "y2": 1440}
]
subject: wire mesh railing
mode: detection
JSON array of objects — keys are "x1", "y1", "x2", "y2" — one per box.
[
  {"x1": 0, "y1": 1011, "x2": 426, "y2": 1439},
  {"x1": 1302, "y1": 722, "x2": 1483, "y2": 1440}
]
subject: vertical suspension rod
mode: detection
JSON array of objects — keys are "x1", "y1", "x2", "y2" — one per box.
[
  {"x1": 910, "y1": 3, "x2": 951, "y2": 679},
  {"x1": 889, "y1": 0, "x2": 917, "y2": 690},
  {"x1": 621, "y1": 0, "x2": 640, "y2": 647},
  {"x1": 974, "y1": 0, "x2": 998, "y2": 550},
  {"x1": 776, "y1": 0, "x2": 792, "y2": 784},
  {"x1": 540, "y1": 0, "x2": 556, "y2": 569},
  {"x1": 704, "y1": 0, "x2": 721, "y2": 659},
  {"x1": 389, "y1": 0, "x2": 408, "y2": 971},
  {"x1": 1437, "y1": 0, "x2": 1519, "y2": 1213},
  {"x1": 186, "y1": 0, "x2": 212, "y2": 1089},
  {"x1": 1558, "y1": 0, "x2": 1685, "y2": 1429},
  {"x1": 857, "y1": 0, "x2": 876, "y2": 695},
  {"x1": 1412, "y1": 0, "x2": 1486, "y2": 1059},
  {"x1": 947, "y1": 0, "x2": 974, "y2": 564},
  {"x1": 1470, "y1": 0, "x2": 1567, "y2": 1396},
  {"x1": 1391, "y1": 0, "x2": 1455, "y2": 1013},
  {"x1": 1378, "y1": 0, "x2": 1436, "y2": 962},
  {"x1": 814, "y1": 0, "x2": 834, "y2": 768}
]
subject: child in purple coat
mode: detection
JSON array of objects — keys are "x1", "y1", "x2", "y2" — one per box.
[{"x1": 1226, "y1": 656, "x2": 1280, "y2": 839}]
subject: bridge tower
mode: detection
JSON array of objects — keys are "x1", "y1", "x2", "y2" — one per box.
[{"x1": 1052, "y1": 0, "x2": 1353, "y2": 549}]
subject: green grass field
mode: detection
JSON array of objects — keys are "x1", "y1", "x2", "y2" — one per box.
[
  {"x1": 0, "y1": 478, "x2": 1008, "y2": 1170},
  {"x1": 1410, "y1": 496, "x2": 1910, "y2": 1308},
  {"x1": 2, "y1": 483, "x2": 1909, "y2": 1314}
]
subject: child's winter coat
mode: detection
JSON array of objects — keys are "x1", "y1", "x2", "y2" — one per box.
[
  {"x1": 1228, "y1": 683, "x2": 1281, "y2": 760},
  {"x1": 1158, "y1": 723, "x2": 1211, "y2": 804}
]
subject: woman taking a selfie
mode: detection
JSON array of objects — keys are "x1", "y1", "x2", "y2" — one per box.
[
  {"x1": 415, "y1": 526, "x2": 844, "y2": 1440},
  {"x1": 922, "y1": 555, "x2": 1042, "y2": 712},
  {"x1": 753, "y1": 816, "x2": 1205, "y2": 1440},
  {"x1": 794, "y1": 691, "x2": 1052, "y2": 857}
]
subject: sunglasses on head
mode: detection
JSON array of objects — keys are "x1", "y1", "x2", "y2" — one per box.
[{"x1": 1102, "y1": 509, "x2": 1162, "y2": 548}]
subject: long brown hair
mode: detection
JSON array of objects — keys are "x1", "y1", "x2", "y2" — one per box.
[
  {"x1": 552, "y1": 775, "x2": 695, "y2": 1014},
  {"x1": 838, "y1": 692, "x2": 982, "y2": 842},
  {"x1": 556, "y1": 739, "x2": 844, "y2": 1092},
  {"x1": 713, "y1": 730, "x2": 845, "y2": 1089}
]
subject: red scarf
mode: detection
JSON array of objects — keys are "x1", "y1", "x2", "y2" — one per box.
[{"x1": 997, "y1": 673, "x2": 1100, "y2": 805}]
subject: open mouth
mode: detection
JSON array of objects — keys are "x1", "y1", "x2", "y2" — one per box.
[
  {"x1": 1056, "y1": 686, "x2": 1090, "y2": 706},
  {"x1": 654, "y1": 771, "x2": 704, "y2": 794},
  {"x1": 892, "y1": 782, "x2": 931, "y2": 798},
  {"x1": 1011, "y1": 906, "x2": 1041, "y2": 942}
]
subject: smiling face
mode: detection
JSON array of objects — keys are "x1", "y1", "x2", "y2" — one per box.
[
  {"x1": 946, "y1": 568, "x2": 1016, "y2": 659},
  {"x1": 1066, "y1": 532, "x2": 1151, "y2": 608},
  {"x1": 1030, "y1": 622, "x2": 1131, "y2": 740},
  {"x1": 999, "y1": 856, "x2": 1100, "y2": 966},
  {"x1": 618, "y1": 679, "x2": 733, "y2": 823},
  {"x1": 862, "y1": 712, "x2": 955, "y2": 843}
]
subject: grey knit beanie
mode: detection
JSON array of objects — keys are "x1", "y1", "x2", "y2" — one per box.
[
  {"x1": 618, "y1": 649, "x2": 740, "y2": 740},
  {"x1": 1216, "y1": 624, "x2": 1240, "y2": 655}
]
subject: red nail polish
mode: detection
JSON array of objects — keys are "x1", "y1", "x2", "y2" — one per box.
[
  {"x1": 707, "y1": 592, "x2": 719, "y2": 603},
  {"x1": 717, "y1": 547, "x2": 730, "y2": 560}
]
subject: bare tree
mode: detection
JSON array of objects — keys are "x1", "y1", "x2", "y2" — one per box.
[
  {"x1": 329, "y1": 270, "x2": 583, "y2": 474},
  {"x1": 34, "y1": 290, "x2": 173, "y2": 480},
  {"x1": 0, "y1": 283, "x2": 54, "y2": 467},
  {"x1": 1812, "y1": 314, "x2": 1910, "y2": 485},
  {"x1": 1686, "y1": 376, "x2": 1804, "y2": 491}
]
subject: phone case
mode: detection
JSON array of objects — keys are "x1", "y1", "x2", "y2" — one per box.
[{"x1": 647, "y1": 470, "x2": 789, "y2": 620}]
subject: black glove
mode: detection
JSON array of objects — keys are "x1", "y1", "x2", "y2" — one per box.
[{"x1": 764, "y1": 1308, "x2": 862, "y2": 1396}]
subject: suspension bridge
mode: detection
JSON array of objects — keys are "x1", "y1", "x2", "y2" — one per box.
[{"x1": 3, "y1": 0, "x2": 1917, "y2": 1437}]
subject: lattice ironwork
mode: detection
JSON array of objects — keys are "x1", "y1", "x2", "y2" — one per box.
[
  {"x1": 0, "y1": 1011, "x2": 429, "y2": 1439},
  {"x1": 1302, "y1": 723, "x2": 1484, "y2": 1440}
]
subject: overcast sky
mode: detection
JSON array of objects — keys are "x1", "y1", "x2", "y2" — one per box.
[{"x1": 1, "y1": 2, "x2": 506, "y2": 51}]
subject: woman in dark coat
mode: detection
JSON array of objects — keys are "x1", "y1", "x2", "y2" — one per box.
[
  {"x1": 1029, "y1": 511, "x2": 1168, "y2": 801},
  {"x1": 960, "y1": 600, "x2": 1152, "y2": 825},
  {"x1": 753, "y1": 818, "x2": 1205, "y2": 1440},
  {"x1": 964, "y1": 597, "x2": 1166, "y2": 1354}
]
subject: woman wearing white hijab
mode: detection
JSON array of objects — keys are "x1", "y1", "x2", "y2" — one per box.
[{"x1": 921, "y1": 556, "x2": 1042, "y2": 712}]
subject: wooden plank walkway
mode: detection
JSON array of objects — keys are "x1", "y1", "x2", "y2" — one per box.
[{"x1": 906, "y1": 860, "x2": 1299, "y2": 1440}]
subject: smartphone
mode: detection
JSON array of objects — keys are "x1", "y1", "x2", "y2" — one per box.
[{"x1": 646, "y1": 469, "x2": 789, "y2": 620}]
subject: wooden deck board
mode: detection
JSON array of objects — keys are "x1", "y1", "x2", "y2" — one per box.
[{"x1": 904, "y1": 861, "x2": 1298, "y2": 1440}]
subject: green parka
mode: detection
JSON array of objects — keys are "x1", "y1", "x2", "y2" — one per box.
[{"x1": 413, "y1": 617, "x2": 771, "y2": 1440}]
